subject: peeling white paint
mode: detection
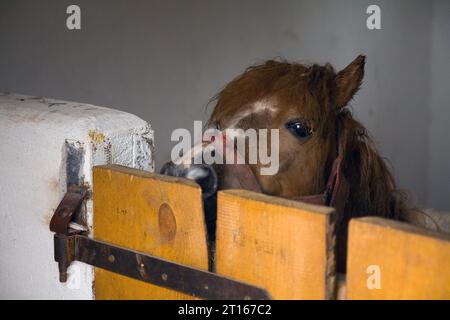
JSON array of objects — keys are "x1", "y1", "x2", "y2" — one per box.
[{"x1": 0, "y1": 93, "x2": 154, "y2": 299}]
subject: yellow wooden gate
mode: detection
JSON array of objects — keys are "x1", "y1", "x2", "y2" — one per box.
[
  {"x1": 83, "y1": 165, "x2": 450, "y2": 300},
  {"x1": 346, "y1": 217, "x2": 450, "y2": 299},
  {"x1": 93, "y1": 165, "x2": 208, "y2": 299}
]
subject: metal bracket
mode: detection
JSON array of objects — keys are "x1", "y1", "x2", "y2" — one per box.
[
  {"x1": 50, "y1": 189, "x2": 271, "y2": 300},
  {"x1": 54, "y1": 233, "x2": 270, "y2": 299},
  {"x1": 49, "y1": 185, "x2": 86, "y2": 235}
]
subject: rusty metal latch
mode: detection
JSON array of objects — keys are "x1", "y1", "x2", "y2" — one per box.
[
  {"x1": 49, "y1": 188, "x2": 271, "y2": 300},
  {"x1": 49, "y1": 185, "x2": 87, "y2": 235}
]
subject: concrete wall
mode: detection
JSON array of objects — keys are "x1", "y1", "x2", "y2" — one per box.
[
  {"x1": 426, "y1": 0, "x2": 450, "y2": 211},
  {"x1": 0, "y1": 93, "x2": 154, "y2": 299},
  {"x1": 0, "y1": 0, "x2": 448, "y2": 210}
]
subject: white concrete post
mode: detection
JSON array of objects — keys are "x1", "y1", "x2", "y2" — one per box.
[{"x1": 0, "y1": 93, "x2": 155, "y2": 299}]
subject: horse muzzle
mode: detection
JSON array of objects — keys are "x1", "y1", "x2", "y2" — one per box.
[{"x1": 161, "y1": 162, "x2": 218, "y2": 199}]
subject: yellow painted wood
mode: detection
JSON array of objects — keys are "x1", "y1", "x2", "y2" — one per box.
[
  {"x1": 215, "y1": 190, "x2": 336, "y2": 300},
  {"x1": 93, "y1": 165, "x2": 208, "y2": 299},
  {"x1": 347, "y1": 217, "x2": 450, "y2": 300}
]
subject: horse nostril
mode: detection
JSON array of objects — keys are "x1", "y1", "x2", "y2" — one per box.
[
  {"x1": 160, "y1": 161, "x2": 180, "y2": 176},
  {"x1": 160, "y1": 162, "x2": 172, "y2": 175},
  {"x1": 161, "y1": 162, "x2": 218, "y2": 198},
  {"x1": 185, "y1": 164, "x2": 218, "y2": 199}
]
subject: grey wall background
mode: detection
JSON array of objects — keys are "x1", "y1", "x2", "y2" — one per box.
[{"x1": 0, "y1": 0, "x2": 449, "y2": 210}]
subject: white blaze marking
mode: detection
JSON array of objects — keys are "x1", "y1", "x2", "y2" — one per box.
[
  {"x1": 170, "y1": 99, "x2": 280, "y2": 175},
  {"x1": 227, "y1": 99, "x2": 276, "y2": 128}
]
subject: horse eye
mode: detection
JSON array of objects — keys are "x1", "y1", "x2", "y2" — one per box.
[{"x1": 285, "y1": 120, "x2": 313, "y2": 140}]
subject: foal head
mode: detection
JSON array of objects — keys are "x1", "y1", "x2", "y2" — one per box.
[
  {"x1": 209, "y1": 55, "x2": 407, "y2": 218},
  {"x1": 163, "y1": 56, "x2": 409, "y2": 270},
  {"x1": 208, "y1": 58, "x2": 353, "y2": 198},
  {"x1": 210, "y1": 55, "x2": 410, "y2": 270}
]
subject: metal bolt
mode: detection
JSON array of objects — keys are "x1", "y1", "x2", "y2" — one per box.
[
  {"x1": 59, "y1": 271, "x2": 68, "y2": 283},
  {"x1": 108, "y1": 254, "x2": 115, "y2": 263},
  {"x1": 161, "y1": 273, "x2": 168, "y2": 281},
  {"x1": 204, "y1": 285, "x2": 209, "y2": 290}
]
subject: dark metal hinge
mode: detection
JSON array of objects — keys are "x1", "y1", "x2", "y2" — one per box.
[{"x1": 49, "y1": 185, "x2": 87, "y2": 235}]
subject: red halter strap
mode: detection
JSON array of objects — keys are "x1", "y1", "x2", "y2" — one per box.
[
  {"x1": 293, "y1": 153, "x2": 349, "y2": 217},
  {"x1": 292, "y1": 127, "x2": 350, "y2": 218}
]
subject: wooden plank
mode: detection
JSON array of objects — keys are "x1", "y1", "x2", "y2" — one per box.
[
  {"x1": 347, "y1": 217, "x2": 450, "y2": 300},
  {"x1": 93, "y1": 165, "x2": 208, "y2": 299},
  {"x1": 215, "y1": 190, "x2": 336, "y2": 300}
]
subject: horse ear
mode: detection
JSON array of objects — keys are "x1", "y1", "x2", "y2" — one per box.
[{"x1": 335, "y1": 55, "x2": 365, "y2": 109}]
